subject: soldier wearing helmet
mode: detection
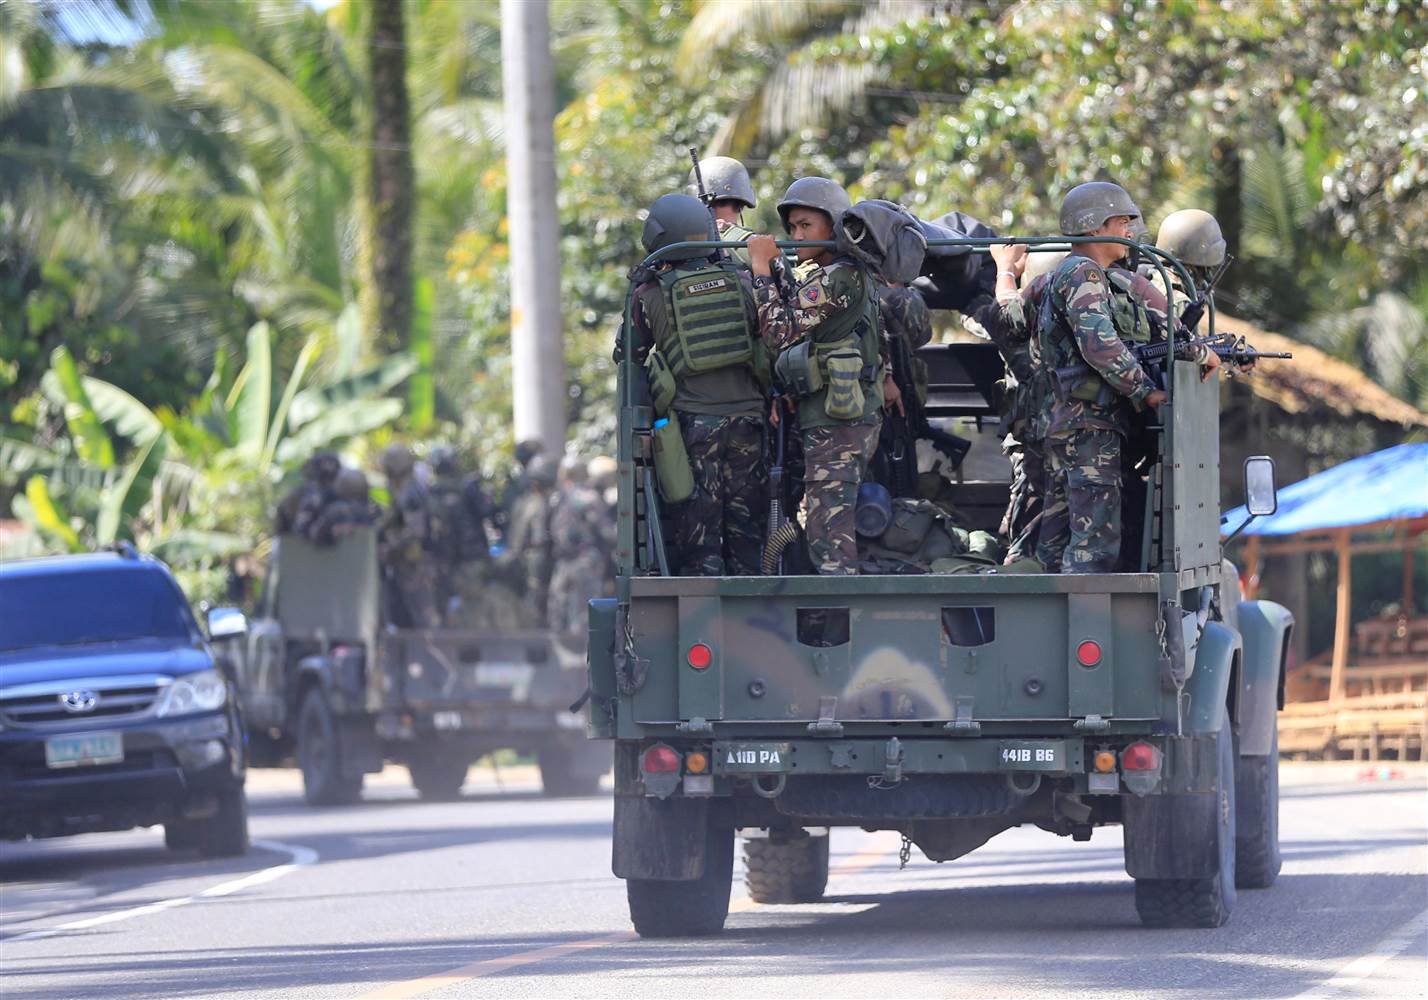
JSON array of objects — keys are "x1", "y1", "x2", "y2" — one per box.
[
  {"x1": 275, "y1": 450, "x2": 341, "y2": 536},
  {"x1": 377, "y1": 443, "x2": 442, "y2": 627},
  {"x1": 506, "y1": 455, "x2": 558, "y2": 622},
  {"x1": 1028, "y1": 182, "x2": 1172, "y2": 574},
  {"x1": 424, "y1": 444, "x2": 498, "y2": 627},
  {"x1": 547, "y1": 454, "x2": 610, "y2": 654},
  {"x1": 746, "y1": 177, "x2": 897, "y2": 575},
  {"x1": 306, "y1": 467, "x2": 381, "y2": 545},
  {"x1": 689, "y1": 155, "x2": 758, "y2": 265},
  {"x1": 623, "y1": 192, "x2": 768, "y2": 577}
]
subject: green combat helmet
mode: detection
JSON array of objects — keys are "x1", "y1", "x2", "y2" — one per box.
[
  {"x1": 305, "y1": 450, "x2": 341, "y2": 484},
  {"x1": 336, "y1": 467, "x2": 370, "y2": 502},
  {"x1": 429, "y1": 445, "x2": 460, "y2": 477},
  {"x1": 687, "y1": 156, "x2": 756, "y2": 209},
  {"x1": 1059, "y1": 181, "x2": 1141, "y2": 235},
  {"x1": 777, "y1": 176, "x2": 851, "y2": 230},
  {"x1": 525, "y1": 455, "x2": 557, "y2": 489},
  {"x1": 380, "y1": 443, "x2": 415, "y2": 479},
  {"x1": 643, "y1": 194, "x2": 716, "y2": 261},
  {"x1": 1156, "y1": 209, "x2": 1227, "y2": 268}
]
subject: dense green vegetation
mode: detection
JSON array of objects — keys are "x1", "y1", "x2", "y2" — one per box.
[{"x1": 3, "y1": 0, "x2": 1425, "y2": 599}]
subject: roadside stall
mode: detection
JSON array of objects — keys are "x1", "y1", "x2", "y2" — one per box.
[{"x1": 1223, "y1": 443, "x2": 1428, "y2": 760}]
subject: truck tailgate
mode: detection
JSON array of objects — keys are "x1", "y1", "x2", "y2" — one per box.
[{"x1": 626, "y1": 574, "x2": 1164, "y2": 728}]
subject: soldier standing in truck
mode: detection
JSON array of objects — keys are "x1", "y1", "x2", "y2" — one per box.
[
  {"x1": 689, "y1": 156, "x2": 758, "y2": 267},
  {"x1": 748, "y1": 177, "x2": 897, "y2": 575},
  {"x1": 625, "y1": 193, "x2": 768, "y2": 576},
  {"x1": 378, "y1": 443, "x2": 442, "y2": 627}
]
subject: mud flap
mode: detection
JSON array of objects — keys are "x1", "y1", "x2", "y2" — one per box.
[
  {"x1": 1122, "y1": 729, "x2": 1227, "y2": 879},
  {"x1": 339, "y1": 718, "x2": 384, "y2": 777},
  {"x1": 613, "y1": 795, "x2": 710, "y2": 881}
]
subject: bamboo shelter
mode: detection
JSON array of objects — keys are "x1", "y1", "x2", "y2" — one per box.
[{"x1": 1223, "y1": 443, "x2": 1428, "y2": 759}]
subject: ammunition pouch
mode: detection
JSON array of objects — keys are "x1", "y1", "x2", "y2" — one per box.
[
  {"x1": 774, "y1": 340, "x2": 823, "y2": 398},
  {"x1": 646, "y1": 349, "x2": 677, "y2": 416},
  {"x1": 652, "y1": 416, "x2": 695, "y2": 503},
  {"x1": 823, "y1": 348, "x2": 867, "y2": 421},
  {"x1": 1053, "y1": 363, "x2": 1116, "y2": 406}
]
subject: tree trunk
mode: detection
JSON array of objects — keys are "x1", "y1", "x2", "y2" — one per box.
[{"x1": 368, "y1": 0, "x2": 413, "y2": 355}]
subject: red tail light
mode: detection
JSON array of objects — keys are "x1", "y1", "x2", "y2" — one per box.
[
  {"x1": 641, "y1": 744, "x2": 681, "y2": 774},
  {"x1": 1122, "y1": 741, "x2": 1161, "y2": 771},
  {"x1": 687, "y1": 642, "x2": 713, "y2": 670},
  {"x1": 1076, "y1": 640, "x2": 1102, "y2": 667}
]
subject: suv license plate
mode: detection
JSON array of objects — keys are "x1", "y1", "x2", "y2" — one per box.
[{"x1": 45, "y1": 732, "x2": 124, "y2": 769}]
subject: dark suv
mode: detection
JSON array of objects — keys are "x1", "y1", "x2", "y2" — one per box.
[{"x1": 0, "y1": 549, "x2": 249, "y2": 856}]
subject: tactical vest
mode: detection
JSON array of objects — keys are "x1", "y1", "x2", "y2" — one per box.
[
  {"x1": 784, "y1": 257, "x2": 884, "y2": 428},
  {"x1": 653, "y1": 261, "x2": 755, "y2": 379},
  {"x1": 1040, "y1": 258, "x2": 1150, "y2": 409}
]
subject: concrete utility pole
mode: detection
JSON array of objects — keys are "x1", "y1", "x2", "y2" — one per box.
[{"x1": 500, "y1": 0, "x2": 566, "y2": 457}]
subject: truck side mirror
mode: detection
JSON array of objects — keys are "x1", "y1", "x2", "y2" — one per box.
[
  {"x1": 207, "y1": 607, "x2": 248, "y2": 640},
  {"x1": 1244, "y1": 456, "x2": 1278, "y2": 517}
]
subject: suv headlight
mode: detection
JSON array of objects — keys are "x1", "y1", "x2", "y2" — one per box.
[{"x1": 155, "y1": 669, "x2": 229, "y2": 717}]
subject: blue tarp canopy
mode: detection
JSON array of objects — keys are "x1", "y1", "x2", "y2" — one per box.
[{"x1": 1221, "y1": 443, "x2": 1428, "y2": 537}]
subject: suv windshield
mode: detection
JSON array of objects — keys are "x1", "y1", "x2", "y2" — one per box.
[{"x1": 0, "y1": 569, "x2": 197, "y2": 652}]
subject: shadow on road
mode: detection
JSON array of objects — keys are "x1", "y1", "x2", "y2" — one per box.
[{"x1": 1, "y1": 871, "x2": 1423, "y2": 999}]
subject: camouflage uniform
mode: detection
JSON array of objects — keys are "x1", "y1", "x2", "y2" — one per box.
[
  {"x1": 506, "y1": 463, "x2": 555, "y2": 623},
  {"x1": 973, "y1": 275, "x2": 1052, "y2": 563},
  {"x1": 379, "y1": 473, "x2": 442, "y2": 628},
  {"x1": 547, "y1": 478, "x2": 610, "y2": 649},
  {"x1": 878, "y1": 283, "x2": 933, "y2": 402},
  {"x1": 629, "y1": 262, "x2": 768, "y2": 577},
  {"x1": 307, "y1": 469, "x2": 380, "y2": 546},
  {"x1": 754, "y1": 257, "x2": 884, "y2": 575},
  {"x1": 1033, "y1": 255, "x2": 1158, "y2": 574},
  {"x1": 429, "y1": 457, "x2": 505, "y2": 629}
]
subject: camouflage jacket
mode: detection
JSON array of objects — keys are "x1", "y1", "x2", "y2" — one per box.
[
  {"x1": 716, "y1": 218, "x2": 753, "y2": 267},
  {"x1": 971, "y1": 276, "x2": 1052, "y2": 440},
  {"x1": 378, "y1": 478, "x2": 431, "y2": 565},
  {"x1": 878, "y1": 284, "x2": 933, "y2": 405},
  {"x1": 308, "y1": 498, "x2": 381, "y2": 546},
  {"x1": 429, "y1": 473, "x2": 490, "y2": 562},
  {"x1": 550, "y1": 484, "x2": 608, "y2": 562},
  {"x1": 753, "y1": 255, "x2": 887, "y2": 426},
  {"x1": 1036, "y1": 254, "x2": 1156, "y2": 436}
]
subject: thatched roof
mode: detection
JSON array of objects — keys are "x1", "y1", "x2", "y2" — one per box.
[{"x1": 1217, "y1": 312, "x2": 1428, "y2": 428}]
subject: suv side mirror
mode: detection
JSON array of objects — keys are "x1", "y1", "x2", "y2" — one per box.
[
  {"x1": 1244, "y1": 455, "x2": 1278, "y2": 517},
  {"x1": 207, "y1": 607, "x2": 248, "y2": 639}
]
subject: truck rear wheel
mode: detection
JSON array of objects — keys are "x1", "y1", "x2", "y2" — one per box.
[
  {"x1": 407, "y1": 754, "x2": 470, "y2": 800},
  {"x1": 1134, "y1": 720, "x2": 1238, "y2": 928},
  {"x1": 744, "y1": 834, "x2": 830, "y2": 904},
  {"x1": 626, "y1": 819, "x2": 734, "y2": 937},
  {"x1": 538, "y1": 744, "x2": 603, "y2": 797},
  {"x1": 1235, "y1": 723, "x2": 1282, "y2": 889},
  {"x1": 298, "y1": 688, "x2": 363, "y2": 806}
]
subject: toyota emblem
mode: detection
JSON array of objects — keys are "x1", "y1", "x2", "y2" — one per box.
[{"x1": 59, "y1": 690, "x2": 99, "y2": 713}]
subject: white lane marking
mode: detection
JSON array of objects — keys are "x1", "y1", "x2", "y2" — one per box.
[
  {"x1": 1292, "y1": 906, "x2": 1428, "y2": 999},
  {"x1": 3, "y1": 838, "x2": 317, "y2": 944}
]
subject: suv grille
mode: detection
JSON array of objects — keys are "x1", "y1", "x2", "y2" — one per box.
[{"x1": 0, "y1": 675, "x2": 167, "y2": 727}]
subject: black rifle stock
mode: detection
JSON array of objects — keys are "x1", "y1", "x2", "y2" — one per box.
[{"x1": 688, "y1": 147, "x2": 725, "y2": 261}]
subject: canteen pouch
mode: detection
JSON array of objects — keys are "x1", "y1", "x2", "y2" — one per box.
[
  {"x1": 823, "y1": 348, "x2": 866, "y2": 420},
  {"x1": 652, "y1": 417, "x2": 695, "y2": 503},
  {"x1": 646, "y1": 350, "x2": 677, "y2": 416},
  {"x1": 774, "y1": 340, "x2": 823, "y2": 398}
]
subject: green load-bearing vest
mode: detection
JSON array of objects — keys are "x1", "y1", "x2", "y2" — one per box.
[
  {"x1": 1041, "y1": 259, "x2": 1153, "y2": 407},
  {"x1": 656, "y1": 261, "x2": 755, "y2": 378},
  {"x1": 788, "y1": 257, "x2": 884, "y2": 429}
]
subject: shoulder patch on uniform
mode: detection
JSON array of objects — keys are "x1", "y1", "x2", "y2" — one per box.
[
  {"x1": 1084, "y1": 268, "x2": 1101, "y2": 283},
  {"x1": 798, "y1": 283, "x2": 823, "y2": 305}
]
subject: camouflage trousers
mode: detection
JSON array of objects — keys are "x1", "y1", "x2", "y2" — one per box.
[
  {"x1": 547, "y1": 551, "x2": 608, "y2": 652},
  {"x1": 802, "y1": 418, "x2": 881, "y2": 575},
  {"x1": 1000, "y1": 438, "x2": 1046, "y2": 564},
  {"x1": 1036, "y1": 428, "x2": 1121, "y2": 575},
  {"x1": 388, "y1": 561, "x2": 442, "y2": 628},
  {"x1": 671, "y1": 412, "x2": 768, "y2": 576}
]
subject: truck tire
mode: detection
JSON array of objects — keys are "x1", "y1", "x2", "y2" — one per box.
[
  {"x1": 1235, "y1": 723, "x2": 1282, "y2": 889},
  {"x1": 744, "y1": 834, "x2": 830, "y2": 904},
  {"x1": 1134, "y1": 720, "x2": 1238, "y2": 928},
  {"x1": 298, "y1": 687, "x2": 363, "y2": 806},
  {"x1": 538, "y1": 745, "x2": 602, "y2": 797},
  {"x1": 626, "y1": 819, "x2": 734, "y2": 937},
  {"x1": 407, "y1": 755, "x2": 469, "y2": 801},
  {"x1": 197, "y1": 784, "x2": 251, "y2": 858}
]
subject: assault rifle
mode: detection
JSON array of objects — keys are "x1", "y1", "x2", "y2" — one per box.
[
  {"x1": 688, "y1": 147, "x2": 726, "y2": 261},
  {"x1": 1176, "y1": 253, "x2": 1233, "y2": 335},
  {"x1": 876, "y1": 318, "x2": 971, "y2": 498},
  {"x1": 1053, "y1": 331, "x2": 1293, "y2": 398}
]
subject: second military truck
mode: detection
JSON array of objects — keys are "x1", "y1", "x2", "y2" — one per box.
[{"x1": 218, "y1": 529, "x2": 604, "y2": 803}]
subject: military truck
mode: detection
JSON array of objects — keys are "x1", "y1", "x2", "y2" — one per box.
[
  {"x1": 215, "y1": 529, "x2": 603, "y2": 803},
  {"x1": 586, "y1": 235, "x2": 1294, "y2": 935}
]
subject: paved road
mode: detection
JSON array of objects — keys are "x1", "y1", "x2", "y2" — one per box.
[{"x1": 2, "y1": 762, "x2": 1425, "y2": 999}]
